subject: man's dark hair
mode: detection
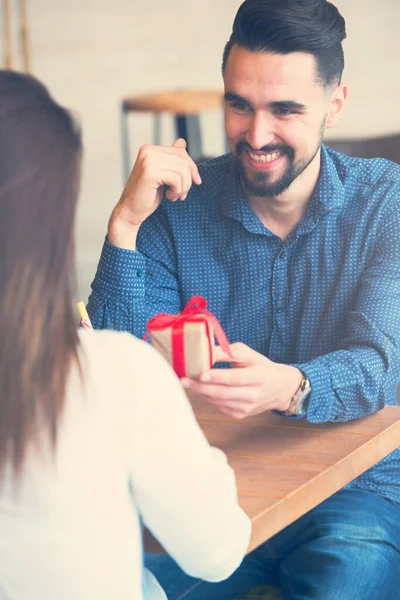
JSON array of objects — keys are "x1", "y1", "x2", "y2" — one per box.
[{"x1": 222, "y1": 0, "x2": 347, "y2": 87}]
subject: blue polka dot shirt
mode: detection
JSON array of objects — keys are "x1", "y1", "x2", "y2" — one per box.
[{"x1": 88, "y1": 144, "x2": 400, "y2": 504}]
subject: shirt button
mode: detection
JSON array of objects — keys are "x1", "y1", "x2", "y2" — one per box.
[
  {"x1": 279, "y1": 251, "x2": 286, "y2": 260},
  {"x1": 136, "y1": 269, "x2": 145, "y2": 278}
]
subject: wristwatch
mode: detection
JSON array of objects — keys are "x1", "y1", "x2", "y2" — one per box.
[{"x1": 282, "y1": 374, "x2": 311, "y2": 416}]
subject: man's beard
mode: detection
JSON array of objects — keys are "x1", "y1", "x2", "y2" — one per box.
[{"x1": 234, "y1": 137, "x2": 322, "y2": 198}]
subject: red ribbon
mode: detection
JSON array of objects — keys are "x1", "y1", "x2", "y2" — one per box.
[{"x1": 144, "y1": 296, "x2": 233, "y2": 378}]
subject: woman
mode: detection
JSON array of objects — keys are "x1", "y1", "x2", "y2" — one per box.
[{"x1": 0, "y1": 70, "x2": 251, "y2": 599}]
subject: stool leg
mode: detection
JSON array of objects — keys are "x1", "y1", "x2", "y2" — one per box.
[
  {"x1": 175, "y1": 115, "x2": 189, "y2": 151},
  {"x1": 186, "y1": 115, "x2": 203, "y2": 161},
  {"x1": 175, "y1": 114, "x2": 203, "y2": 160},
  {"x1": 153, "y1": 114, "x2": 161, "y2": 145},
  {"x1": 120, "y1": 104, "x2": 131, "y2": 184}
]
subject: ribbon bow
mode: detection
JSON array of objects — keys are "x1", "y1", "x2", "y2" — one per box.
[{"x1": 144, "y1": 296, "x2": 233, "y2": 377}]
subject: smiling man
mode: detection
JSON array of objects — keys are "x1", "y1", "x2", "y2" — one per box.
[
  {"x1": 222, "y1": 45, "x2": 346, "y2": 243},
  {"x1": 88, "y1": 0, "x2": 400, "y2": 598},
  {"x1": 224, "y1": 51, "x2": 330, "y2": 199}
]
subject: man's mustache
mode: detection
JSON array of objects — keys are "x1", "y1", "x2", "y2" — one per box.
[{"x1": 235, "y1": 141, "x2": 294, "y2": 158}]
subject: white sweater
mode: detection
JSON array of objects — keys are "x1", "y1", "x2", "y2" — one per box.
[{"x1": 0, "y1": 330, "x2": 251, "y2": 600}]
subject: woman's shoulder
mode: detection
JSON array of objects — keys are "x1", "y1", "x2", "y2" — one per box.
[
  {"x1": 79, "y1": 328, "x2": 146, "y2": 354},
  {"x1": 77, "y1": 328, "x2": 173, "y2": 382},
  {"x1": 74, "y1": 328, "x2": 184, "y2": 424}
]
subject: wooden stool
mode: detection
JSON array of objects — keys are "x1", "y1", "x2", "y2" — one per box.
[{"x1": 120, "y1": 89, "x2": 223, "y2": 182}]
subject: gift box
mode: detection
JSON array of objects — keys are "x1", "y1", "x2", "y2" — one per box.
[{"x1": 144, "y1": 296, "x2": 232, "y2": 378}]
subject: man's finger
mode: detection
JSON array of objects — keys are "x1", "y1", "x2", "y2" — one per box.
[
  {"x1": 213, "y1": 343, "x2": 257, "y2": 366},
  {"x1": 172, "y1": 137, "x2": 187, "y2": 149},
  {"x1": 159, "y1": 170, "x2": 183, "y2": 201},
  {"x1": 213, "y1": 345, "x2": 243, "y2": 364},
  {"x1": 181, "y1": 378, "x2": 257, "y2": 403},
  {"x1": 229, "y1": 342, "x2": 261, "y2": 362},
  {"x1": 171, "y1": 138, "x2": 202, "y2": 186},
  {"x1": 189, "y1": 159, "x2": 202, "y2": 186},
  {"x1": 197, "y1": 366, "x2": 257, "y2": 386}
]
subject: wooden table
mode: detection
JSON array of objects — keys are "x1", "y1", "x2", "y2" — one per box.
[
  {"x1": 145, "y1": 394, "x2": 400, "y2": 554},
  {"x1": 190, "y1": 394, "x2": 400, "y2": 553}
]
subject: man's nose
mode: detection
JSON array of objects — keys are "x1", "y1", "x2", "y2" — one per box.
[{"x1": 245, "y1": 112, "x2": 276, "y2": 150}]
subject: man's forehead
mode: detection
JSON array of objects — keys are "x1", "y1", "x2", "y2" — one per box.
[{"x1": 224, "y1": 46, "x2": 320, "y2": 92}]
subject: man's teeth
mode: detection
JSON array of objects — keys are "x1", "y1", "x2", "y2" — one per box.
[{"x1": 248, "y1": 150, "x2": 282, "y2": 163}]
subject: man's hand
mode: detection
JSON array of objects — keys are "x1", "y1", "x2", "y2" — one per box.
[
  {"x1": 108, "y1": 138, "x2": 202, "y2": 250},
  {"x1": 182, "y1": 343, "x2": 304, "y2": 420}
]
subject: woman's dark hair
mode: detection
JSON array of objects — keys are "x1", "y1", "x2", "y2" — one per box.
[
  {"x1": 0, "y1": 70, "x2": 82, "y2": 477},
  {"x1": 222, "y1": 0, "x2": 347, "y2": 87}
]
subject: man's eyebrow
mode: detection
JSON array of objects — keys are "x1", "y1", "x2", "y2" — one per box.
[
  {"x1": 224, "y1": 92, "x2": 251, "y2": 105},
  {"x1": 269, "y1": 100, "x2": 306, "y2": 111},
  {"x1": 224, "y1": 93, "x2": 306, "y2": 112}
]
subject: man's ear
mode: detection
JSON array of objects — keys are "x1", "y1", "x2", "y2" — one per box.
[{"x1": 325, "y1": 83, "x2": 347, "y2": 129}]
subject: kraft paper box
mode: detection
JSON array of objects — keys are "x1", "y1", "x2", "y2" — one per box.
[
  {"x1": 144, "y1": 295, "x2": 232, "y2": 379},
  {"x1": 149, "y1": 318, "x2": 215, "y2": 379}
]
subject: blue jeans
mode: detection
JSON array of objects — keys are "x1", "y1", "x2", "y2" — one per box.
[{"x1": 145, "y1": 489, "x2": 400, "y2": 599}]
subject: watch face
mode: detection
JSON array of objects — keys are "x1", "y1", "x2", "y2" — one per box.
[
  {"x1": 292, "y1": 378, "x2": 311, "y2": 415},
  {"x1": 282, "y1": 376, "x2": 311, "y2": 416}
]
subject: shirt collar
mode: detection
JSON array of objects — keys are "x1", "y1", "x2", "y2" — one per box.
[
  {"x1": 218, "y1": 144, "x2": 346, "y2": 237},
  {"x1": 218, "y1": 157, "x2": 275, "y2": 236}
]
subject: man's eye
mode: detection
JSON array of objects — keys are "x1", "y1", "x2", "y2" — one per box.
[
  {"x1": 276, "y1": 108, "x2": 295, "y2": 116},
  {"x1": 231, "y1": 102, "x2": 250, "y2": 112}
]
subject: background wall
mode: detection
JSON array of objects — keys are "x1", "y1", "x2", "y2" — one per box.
[{"x1": 2, "y1": 0, "x2": 399, "y2": 300}]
